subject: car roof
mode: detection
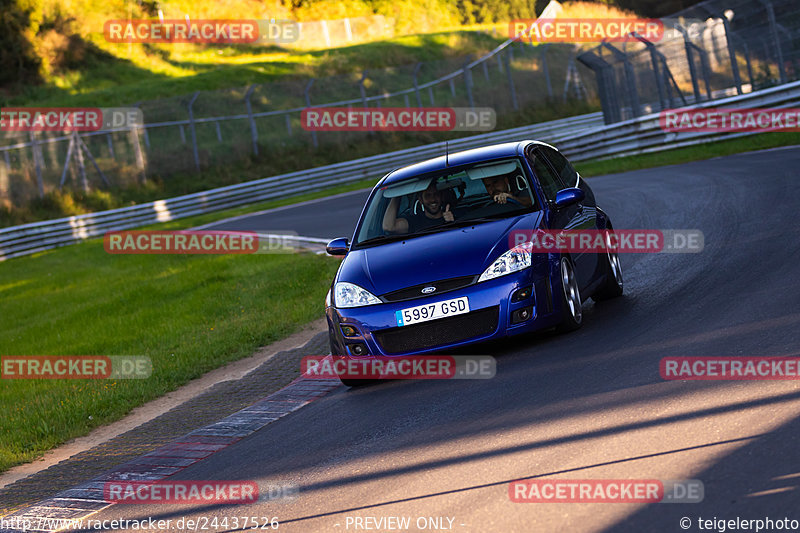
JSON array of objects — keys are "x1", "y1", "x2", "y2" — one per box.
[{"x1": 380, "y1": 140, "x2": 549, "y2": 185}]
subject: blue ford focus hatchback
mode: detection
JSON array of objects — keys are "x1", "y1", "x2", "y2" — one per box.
[{"x1": 325, "y1": 141, "x2": 623, "y2": 385}]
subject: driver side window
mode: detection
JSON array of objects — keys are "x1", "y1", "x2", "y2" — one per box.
[
  {"x1": 527, "y1": 149, "x2": 564, "y2": 202},
  {"x1": 540, "y1": 146, "x2": 578, "y2": 187}
]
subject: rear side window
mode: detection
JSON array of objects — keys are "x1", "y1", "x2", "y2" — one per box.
[
  {"x1": 526, "y1": 149, "x2": 563, "y2": 202},
  {"x1": 540, "y1": 146, "x2": 578, "y2": 188}
]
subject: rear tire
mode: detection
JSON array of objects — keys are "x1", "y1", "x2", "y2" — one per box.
[
  {"x1": 556, "y1": 257, "x2": 583, "y2": 333},
  {"x1": 592, "y1": 228, "x2": 624, "y2": 301}
]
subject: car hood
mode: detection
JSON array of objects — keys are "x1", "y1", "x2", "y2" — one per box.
[{"x1": 338, "y1": 212, "x2": 542, "y2": 296}]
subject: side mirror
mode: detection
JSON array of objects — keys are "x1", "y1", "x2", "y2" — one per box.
[
  {"x1": 326, "y1": 237, "x2": 350, "y2": 256},
  {"x1": 554, "y1": 187, "x2": 585, "y2": 208}
]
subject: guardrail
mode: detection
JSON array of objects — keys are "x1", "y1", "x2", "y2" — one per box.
[{"x1": 2, "y1": 79, "x2": 800, "y2": 261}]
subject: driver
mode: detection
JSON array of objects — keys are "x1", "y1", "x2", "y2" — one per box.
[
  {"x1": 382, "y1": 181, "x2": 455, "y2": 234},
  {"x1": 482, "y1": 175, "x2": 532, "y2": 207}
]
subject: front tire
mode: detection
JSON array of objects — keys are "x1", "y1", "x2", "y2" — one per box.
[
  {"x1": 592, "y1": 228, "x2": 624, "y2": 301},
  {"x1": 556, "y1": 257, "x2": 583, "y2": 333}
]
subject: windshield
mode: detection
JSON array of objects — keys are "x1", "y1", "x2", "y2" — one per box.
[{"x1": 354, "y1": 158, "x2": 538, "y2": 247}]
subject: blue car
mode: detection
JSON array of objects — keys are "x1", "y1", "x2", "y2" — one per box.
[{"x1": 324, "y1": 140, "x2": 623, "y2": 385}]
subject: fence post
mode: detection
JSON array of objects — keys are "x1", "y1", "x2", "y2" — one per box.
[
  {"x1": 187, "y1": 92, "x2": 200, "y2": 172},
  {"x1": 59, "y1": 134, "x2": 76, "y2": 189},
  {"x1": 106, "y1": 133, "x2": 115, "y2": 158},
  {"x1": 741, "y1": 41, "x2": 754, "y2": 89},
  {"x1": 428, "y1": 86, "x2": 435, "y2": 105},
  {"x1": 304, "y1": 79, "x2": 318, "y2": 148},
  {"x1": 73, "y1": 130, "x2": 89, "y2": 192},
  {"x1": 696, "y1": 46, "x2": 713, "y2": 100},
  {"x1": 344, "y1": 17, "x2": 352, "y2": 42},
  {"x1": 463, "y1": 61, "x2": 474, "y2": 109},
  {"x1": 720, "y1": 16, "x2": 743, "y2": 95},
  {"x1": 676, "y1": 25, "x2": 702, "y2": 103},
  {"x1": 358, "y1": 71, "x2": 369, "y2": 108},
  {"x1": 757, "y1": 0, "x2": 786, "y2": 84},
  {"x1": 577, "y1": 51, "x2": 622, "y2": 124},
  {"x1": 76, "y1": 132, "x2": 110, "y2": 187},
  {"x1": 413, "y1": 63, "x2": 423, "y2": 107},
  {"x1": 284, "y1": 113, "x2": 292, "y2": 136},
  {"x1": 130, "y1": 106, "x2": 147, "y2": 184},
  {"x1": 321, "y1": 20, "x2": 331, "y2": 48},
  {"x1": 602, "y1": 43, "x2": 641, "y2": 118},
  {"x1": 28, "y1": 132, "x2": 45, "y2": 198},
  {"x1": 540, "y1": 43, "x2": 553, "y2": 98},
  {"x1": 0, "y1": 151, "x2": 8, "y2": 200},
  {"x1": 245, "y1": 84, "x2": 259, "y2": 156},
  {"x1": 633, "y1": 33, "x2": 667, "y2": 110},
  {"x1": 503, "y1": 52, "x2": 519, "y2": 110}
]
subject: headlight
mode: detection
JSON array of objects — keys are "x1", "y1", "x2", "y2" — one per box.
[
  {"x1": 334, "y1": 282, "x2": 381, "y2": 308},
  {"x1": 478, "y1": 242, "x2": 533, "y2": 282}
]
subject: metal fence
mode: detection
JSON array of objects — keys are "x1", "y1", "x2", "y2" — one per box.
[
  {"x1": 578, "y1": 0, "x2": 800, "y2": 124},
  {"x1": 0, "y1": 36, "x2": 597, "y2": 209}
]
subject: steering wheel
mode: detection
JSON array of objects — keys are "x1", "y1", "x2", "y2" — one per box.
[{"x1": 481, "y1": 195, "x2": 524, "y2": 208}]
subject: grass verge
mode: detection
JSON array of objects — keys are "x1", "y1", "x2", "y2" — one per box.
[{"x1": 0, "y1": 244, "x2": 340, "y2": 473}]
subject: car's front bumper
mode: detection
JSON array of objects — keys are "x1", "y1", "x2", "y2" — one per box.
[{"x1": 326, "y1": 263, "x2": 561, "y2": 357}]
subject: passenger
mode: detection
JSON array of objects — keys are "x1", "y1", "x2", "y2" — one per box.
[
  {"x1": 383, "y1": 181, "x2": 454, "y2": 234},
  {"x1": 482, "y1": 175, "x2": 532, "y2": 207}
]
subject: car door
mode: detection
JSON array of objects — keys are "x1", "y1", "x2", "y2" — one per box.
[{"x1": 526, "y1": 146, "x2": 597, "y2": 291}]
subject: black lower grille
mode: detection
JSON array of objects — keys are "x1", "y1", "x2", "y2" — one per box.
[
  {"x1": 381, "y1": 276, "x2": 476, "y2": 303},
  {"x1": 374, "y1": 306, "x2": 499, "y2": 354}
]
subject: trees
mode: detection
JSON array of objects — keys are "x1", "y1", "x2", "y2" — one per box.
[{"x1": 0, "y1": 0, "x2": 44, "y2": 88}]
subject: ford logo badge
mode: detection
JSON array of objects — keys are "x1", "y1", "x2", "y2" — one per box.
[{"x1": 421, "y1": 286, "x2": 437, "y2": 294}]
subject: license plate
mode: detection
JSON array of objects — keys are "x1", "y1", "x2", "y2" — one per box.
[{"x1": 395, "y1": 296, "x2": 469, "y2": 327}]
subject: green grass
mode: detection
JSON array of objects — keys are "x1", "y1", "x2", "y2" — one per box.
[
  {"x1": 6, "y1": 32, "x2": 502, "y2": 108},
  {"x1": 0, "y1": 243, "x2": 340, "y2": 473}
]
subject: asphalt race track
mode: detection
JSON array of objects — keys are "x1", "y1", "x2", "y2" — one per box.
[{"x1": 86, "y1": 147, "x2": 800, "y2": 532}]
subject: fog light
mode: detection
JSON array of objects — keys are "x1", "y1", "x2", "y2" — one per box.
[
  {"x1": 341, "y1": 325, "x2": 358, "y2": 337},
  {"x1": 512, "y1": 286, "x2": 532, "y2": 303},
  {"x1": 511, "y1": 306, "x2": 533, "y2": 324},
  {"x1": 349, "y1": 343, "x2": 368, "y2": 356}
]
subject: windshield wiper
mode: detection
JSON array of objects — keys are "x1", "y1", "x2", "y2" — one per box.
[{"x1": 355, "y1": 233, "x2": 411, "y2": 247}]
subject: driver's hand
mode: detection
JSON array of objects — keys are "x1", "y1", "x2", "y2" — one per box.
[
  {"x1": 493, "y1": 192, "x2": 510, "y2": 204},
  {"x1": 443, "y1": 204, "x2": 454, "y2": 222}
]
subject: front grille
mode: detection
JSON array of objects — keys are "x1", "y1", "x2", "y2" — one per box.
[
  {"x1": 381, "y1": 276, "x2": 476, "y2": 303},
  {"x1": 374, "y1": 306, "x2": 499, "y2": 354}
]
